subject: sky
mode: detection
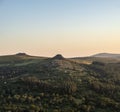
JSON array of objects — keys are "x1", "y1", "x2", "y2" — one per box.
[{"x1": 0, "y1": 0, "x2": 120, "y2": 57}]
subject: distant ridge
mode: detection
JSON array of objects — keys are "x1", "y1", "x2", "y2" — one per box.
[{"x1": 92, "y1": 53, "x2": 120, "y2": 58}]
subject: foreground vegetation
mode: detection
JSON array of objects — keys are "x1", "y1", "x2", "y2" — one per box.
[{"x1": 0, "y1": 54, "x2": 120, "y2": 112}]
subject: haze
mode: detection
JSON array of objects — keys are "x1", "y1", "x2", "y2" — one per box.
[{"x1": 0, "y1": 0, "x2": 120, "y2": 57}]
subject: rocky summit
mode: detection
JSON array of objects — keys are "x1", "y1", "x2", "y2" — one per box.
[{"x1": 52, "y1": 54, "x2": 65, "y2": 60}]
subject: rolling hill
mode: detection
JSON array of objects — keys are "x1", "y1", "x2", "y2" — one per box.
[
  {"x1": 0, "y1": 53, "x2": 120, "y2": 111},
  {"x1": 92, "y1": 53, "x2": 120, "y2": 58}
]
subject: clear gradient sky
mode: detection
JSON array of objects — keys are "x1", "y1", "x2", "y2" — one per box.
[{"x1": 0, "y1": 0, "x2": 120, "y2": 57}]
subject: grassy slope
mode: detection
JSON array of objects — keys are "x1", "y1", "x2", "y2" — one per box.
[
  {"x1": 72, "y1": 56, "x2": 120, "y2": 64},
  {"x1": 0, "y1": 54, "x2": 47, "y2": 66}
]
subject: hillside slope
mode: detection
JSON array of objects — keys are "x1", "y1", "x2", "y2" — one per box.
[{"x1": 0, "y1": 54, "x2": 120, "y2": 111}]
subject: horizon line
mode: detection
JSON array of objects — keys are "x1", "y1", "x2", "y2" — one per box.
[{"x1": 0, "y1": 52, "x2": 120, "y2": 58}]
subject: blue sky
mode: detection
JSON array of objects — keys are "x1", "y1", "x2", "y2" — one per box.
[{"x1": 0, "y1": 0, "x2": 120, "y2": 57}]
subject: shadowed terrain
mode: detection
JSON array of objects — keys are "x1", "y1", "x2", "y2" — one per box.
[{"x1": 0, "y1": 53, "x2": 120, "y2": 111}]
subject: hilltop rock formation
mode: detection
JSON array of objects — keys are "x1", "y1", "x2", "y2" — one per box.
[
  {"x1": 16, "y1": 53, "x2": 28, "y2": 56},
  {"x1": 52, "y1": 54, "x2": 65, "y2": 60}
]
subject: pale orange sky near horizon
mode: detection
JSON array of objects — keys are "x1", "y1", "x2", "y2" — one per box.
[{"x1": 0, "y1": 0, "x2": 120, "y2": 57}]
